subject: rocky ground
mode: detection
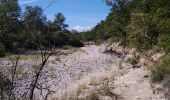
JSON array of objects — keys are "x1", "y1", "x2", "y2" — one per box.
[
  {"x1": 0, "y1": 44, "x2": 168, "y2": 100},
  {"x1": 48, "y1": 44, "x2": 167, "y2": 100}
]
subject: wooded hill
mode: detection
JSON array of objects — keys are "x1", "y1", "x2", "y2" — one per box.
[
  {"x1": 82, "y1": 0, "x2": 170, "y2": 51},
  {"x1": 80, "y1": 0, "x2": 170, "y2": 82}
]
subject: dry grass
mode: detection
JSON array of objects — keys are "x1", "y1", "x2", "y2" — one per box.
[
  {"x1": 76, "y1": 84, "x2": 88, "y2": 96},
  {"x1": 51, "y1": 74, "x2": 121, "y2": 100},
  {"x1": 62, "y1": 45, "x2": 86, "y2": 53},
  {"x1": 5, "y1": 54, "x2": 40, "y2": 61},
  {"x1": 50, "y1": 59, "x2": 57, "y2": 64}
]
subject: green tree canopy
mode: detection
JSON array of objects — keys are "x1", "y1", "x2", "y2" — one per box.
[{"x1": 0, "y1": 0, "x2": 21, "y2": 51}]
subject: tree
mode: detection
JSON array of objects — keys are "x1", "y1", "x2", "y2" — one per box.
[
  {"x1": 104, "y1": 0, "x2": 114, "y2": 6},
  {"x1": 128, "y1": 0, "x2": 170, "y2": 51},
  {"x1": 0, "y1": 0, "x2": 21, "y2": 51},
  {"x1": 23, "y1": 6, "x2": 47, "y2": 49},
  {"x1": 29, "y1": 47, "x2": 55, "y2": 100},
  {"x1": 106, "y1": 0, "x2": 132, "y2": 52},
  {"x1": 53, "y1": 12, "x2": 68, "y2": 31}
]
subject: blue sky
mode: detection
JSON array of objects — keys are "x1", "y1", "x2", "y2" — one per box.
[{"x1": 19, "y1": 0, "x2": 110, "y2": 31}]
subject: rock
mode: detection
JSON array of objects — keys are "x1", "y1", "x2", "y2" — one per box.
[{"x1": 144, "y1": 75, "x2": 149, "y2": 78}]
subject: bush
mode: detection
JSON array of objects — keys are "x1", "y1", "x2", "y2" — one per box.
[
  {"x1": 151, "y1": 53, "x2": 170, "y2": 83},
  {"x1": 0, "y1": 43, "x2": 5, "y2": 57},
  {"x1": 62, "y1": 45, "x2": 73, "y2": 50},
  {"x1": 52, "y1": 31, "x2": 84, "y2": 47},
  {"x1": 151, "y1": 70, "x2": 164, "y2": 83},
  {"x1": 68, "y1": 38, "x2": 84, "y2": 47},
  {"x1": 158, "y1": 53, "x2": 170, "y2": 74},
  {"x1": 159, "y1": 34, "x2": 170, "y2": 52},
  {"x1": 127, "y1": 54, "x2": 140, "y2": 68}
]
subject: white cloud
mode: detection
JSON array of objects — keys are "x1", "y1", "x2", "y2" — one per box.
[
  {"x1": 67, "y1": 16, "x2": 101, "y2": 23},
  {"x1": 72, "y1": 26, "x2": 93, "y2": 32},
  {"x1": 19, "y1": 0, "x2": 39, "y2": 5}
]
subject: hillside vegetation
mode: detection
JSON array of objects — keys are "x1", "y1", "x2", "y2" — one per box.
[{"x1": 80, "y1": 0, "x2": 170, "y2": 83}]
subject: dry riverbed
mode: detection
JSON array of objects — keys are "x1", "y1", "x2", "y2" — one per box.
[{"x1": 0, "y1": 44, "x2": 167, "y2": 100}]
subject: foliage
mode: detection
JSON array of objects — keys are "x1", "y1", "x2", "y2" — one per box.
[
  {"x1": 151, "y1": 53, "x2": 170, "y2": 82},
  {"x1": 127, "y1": 54, "x2": 140, "y2": 68},
  {"x1": 80, "y1": 0, "x2": 170, "y2": 84},
  {"x1": 0, "y1": 0, "x2": 21, "y2": 51},
  {"x1": 157, "y1": 53, "x2": 170, "y2": 74},
  {"x1": 80, "y1": 31, "x2": 96, "y2": 42},
  {"x1": 83, "y1": 0, "x2": 170, "y2": 52},
  {"x1": 151, "y1": 70, "x2": 164, "y2": 83},
  {"x1": 128, "y1": 0, "x2": 170, "y2": 51},
  {"x1": 82, "y1": 0, "x2": 132, "y2": 45},
  {"x1": 53, "y1": 12, "x2": 68, "y2": 30},
  {"x1": 0, "y1": 1, "x2": 83, "y2": 54}
]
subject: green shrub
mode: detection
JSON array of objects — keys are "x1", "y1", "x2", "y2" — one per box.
[
  {"x1": 151, "y1": 53, "x2": 170, "y2": 82},
  {"x1": 151, "y1": 70, "x2": 164, "y2": 83},
  {"x1": 68, "y1": 38, "x2": 84, "y2": 47},
  {"x1": 159, "y1": 34, "x2": 170, "y2": 52},
  {"x1": 157, "y1": 53, "x2": 170, "y2": 74}
]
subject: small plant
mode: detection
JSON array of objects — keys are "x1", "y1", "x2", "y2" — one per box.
[
  {"x1": 127, "y1": 54, "x2": 140, "y2": 68},
  {"x1": 151, "y1": 53, "x2": 170, "y2": 83},
  {"x1": 89, "y1": 77, "x2": 99, "y2": 86},
  {"x1": 99, "y1": 77, "x2": 109, "y2": 86},
  {"x1": 76, "y1": 84, "x2": 87, "y2": 96},
  {"x1": 16, "y1": 67, "x2": 23, "y2": 76},
  {"x1": 151, "y1": 70, "x2": 164, "y2": 83}
]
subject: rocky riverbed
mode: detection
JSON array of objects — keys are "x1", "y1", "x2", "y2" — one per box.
[{"x1": 0, "y1": 44, "x2": 167, "y2": 100}]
